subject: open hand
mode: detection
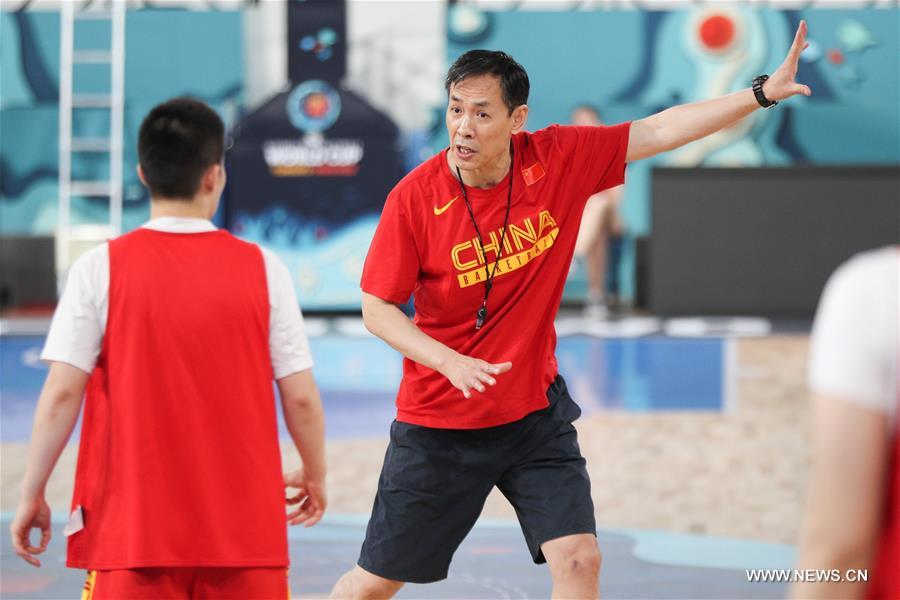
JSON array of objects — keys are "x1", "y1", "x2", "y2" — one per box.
[
  {"x1": 763, "y1": 19, "x2": 813, "y2": 101},
  {"x1": 10, "y1": 497, "x2": 51, "y2": 567},
  {"x1": 284, "y1": 468, "x2": 326, "y2": 528},
  {"x1": 439, "y1": 352, "x2": 512, "y2": 399}
]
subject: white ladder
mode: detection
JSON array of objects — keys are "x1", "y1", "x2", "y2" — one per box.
[{"x1": 57, "y1": 0, "x2": 125, "y2": 289}]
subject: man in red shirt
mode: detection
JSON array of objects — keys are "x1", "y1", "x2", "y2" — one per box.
[
  {"x1": 10, "y1": 98, "x2": 327, "y2": 599},
  {"x1": 332, "y1": 20, "x2": 814, "y2": 599}
]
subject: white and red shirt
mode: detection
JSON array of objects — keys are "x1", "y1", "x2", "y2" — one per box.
[
  {"x1": 808, "y1": 246, "x2": 899, "y2": 598},
  {"x1": 362, "y1": 123, "x2": 630, "y2": 429},
  {"x1": 42, "y1": 218, "x2": 313, "y2": 569},
  {"x1": 43, "y1": 218, "x2": 313, "y2": 378},
  {"x1": 809, "y1": 246, "x2": 898, "y2": 428}
]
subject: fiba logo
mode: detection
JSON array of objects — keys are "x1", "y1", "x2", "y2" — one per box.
[{"x1": 287, "y1": 80, "x2": 341, "y2": 134}]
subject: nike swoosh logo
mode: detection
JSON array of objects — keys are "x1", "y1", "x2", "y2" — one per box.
[{"x1": 434, "y1": 196, "x2": 458, "y2": 216}]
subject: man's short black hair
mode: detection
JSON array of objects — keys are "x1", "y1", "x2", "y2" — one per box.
[
  {"x1": 137, "y1": 97, "x2": 225, "y2": 199},
  {"x1": 445, "y1": 50, "x2": 529, "y2": 114}
]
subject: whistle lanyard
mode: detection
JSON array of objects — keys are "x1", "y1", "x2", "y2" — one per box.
[{"x1": 455, "y1": 145, "x2": 514, "y2": 330}]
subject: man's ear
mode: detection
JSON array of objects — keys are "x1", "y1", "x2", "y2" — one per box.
[
  {"x1": 511, "y1": 104, "x2": 529, "y2": 134},
  {"x1": 201, "y1": 163, "x2": 221, "y2": 193}
]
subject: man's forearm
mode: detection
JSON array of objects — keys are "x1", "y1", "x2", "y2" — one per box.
[
  {"x1": 790, "y1": 394, "x2": 886, "y2": 598},
  {"x1": 279, "y1": 371, "x2": 326, "y2": 480},
  {"x1": 361, "y1": 292, "x2": 456, "y2": 372},
  {"x1": 21, "y1": 363, "x2": 88, "y2": 500},
  {"x1": 792, "y1": 540, "x2": 874, "y2": 600},
  {"x1": 629, "y1": 88, "x2": 760, "y2": 161}
]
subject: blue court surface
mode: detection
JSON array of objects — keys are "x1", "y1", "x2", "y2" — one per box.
[
  {"x1": 2, "y1": 330, "x2": 793, "y2": 599},
  {"x1": 1, "y1": 333, "x2": 732, "y2": 442},
  {"x1": 0, "y1": 514, "x2": 791, "y2": 599}
]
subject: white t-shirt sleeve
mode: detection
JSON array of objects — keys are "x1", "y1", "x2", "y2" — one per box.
[
  {"x1": 808, "y1": 247, "x2": 899, "y2": 424},
  {"x1": 41, "y1": 244, "x2": 109, "y2": 374},
  {"x1": 261, "y1": 247, "x2": 314, "y2": 379}
]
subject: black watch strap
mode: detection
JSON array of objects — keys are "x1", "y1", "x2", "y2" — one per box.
[{"x1": 752, "y1": 75, "x2": 777, "y2": 108}]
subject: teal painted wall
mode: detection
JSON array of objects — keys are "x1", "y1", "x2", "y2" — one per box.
[
  {"x1": 1, "y1": 10, "x2": 244, "y2": 234},
  {"x1": 441, "y1": 7, "x2": 899, "y2": 300}
]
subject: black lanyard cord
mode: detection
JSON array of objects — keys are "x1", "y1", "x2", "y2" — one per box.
[{"x1": 455, "y1": 144, "x2": 514, "y2": 330}]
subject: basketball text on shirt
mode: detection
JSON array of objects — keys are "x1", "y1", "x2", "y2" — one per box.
[{"x1": 451, "y1": 210, "x2": 559, "y2": 288}]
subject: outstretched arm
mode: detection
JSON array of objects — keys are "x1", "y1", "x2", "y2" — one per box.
[{"x1": 626, "y1": 20, "x2": 812, "y2": 162}]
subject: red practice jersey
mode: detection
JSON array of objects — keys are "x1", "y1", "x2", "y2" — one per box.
[{"x1": 67, "y1": 228, "x2": 288, "y2": 569}]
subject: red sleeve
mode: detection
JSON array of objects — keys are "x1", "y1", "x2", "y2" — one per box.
[
  {"x1": 555, "y1": 122, "x2": 631, "y2": 198},
  {"x1": 360, "y1": 189, "x2": 420, "y2": 304}
]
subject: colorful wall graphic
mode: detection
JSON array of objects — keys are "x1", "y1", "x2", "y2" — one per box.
[
  {"x1": 0, "y1": 10, "x2": 244, "y2": 234},
  {"x1": 442, "y1": 5, "x2": 899, "y2": 300},
  {"x1": 2, "y1": 6, "x2": 897, "y2": 307}
]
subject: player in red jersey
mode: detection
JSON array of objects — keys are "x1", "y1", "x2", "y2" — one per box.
[
  {"x1": 331, "y1": 21, "x2": 814, "y2": 599},
  {"x1": 10, "y1": 98, "x2": 327, "y2": 599}
]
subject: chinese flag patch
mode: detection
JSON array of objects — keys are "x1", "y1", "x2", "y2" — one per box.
[{"x1": 521, "y1": 162, "x2": 545, "y2": 186}]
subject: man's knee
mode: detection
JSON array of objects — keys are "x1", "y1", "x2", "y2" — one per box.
[
  {"x1": 330, "y1": 566, "x2": 404, "y2": 600},
  {"x1": 561, "y1": 544, "x2": 601, "y2": 579},
  {"x1": 544, "y1": 535, "x2": 602, "y2": 581}
]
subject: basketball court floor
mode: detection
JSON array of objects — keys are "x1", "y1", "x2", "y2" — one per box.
[{"x1": 1, "y1": 318, "x2": 807, "y2": 598}]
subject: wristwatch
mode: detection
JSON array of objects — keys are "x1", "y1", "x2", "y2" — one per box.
[{"x1": 752, "y1": 75, "x2": 777, "y2": 108}]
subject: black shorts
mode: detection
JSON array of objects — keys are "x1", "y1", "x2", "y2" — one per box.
[{"x1": 357, "y1": 375, "x2": 595, "y2": 584}]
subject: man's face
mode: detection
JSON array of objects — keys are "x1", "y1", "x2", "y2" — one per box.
[{"x1": 446, "y1": 74, "x2": 526, "y2": 178}]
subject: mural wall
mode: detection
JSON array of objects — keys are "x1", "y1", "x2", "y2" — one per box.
[
  {"x1": 0, "y1": 10, "x2": 244, "y2": 234},
  {"x1": 3, "y1": 6, "x2": 897, "y2": 306},
  {"x1": 442, "y1": 5, "x2": 900, "y2": 299}
]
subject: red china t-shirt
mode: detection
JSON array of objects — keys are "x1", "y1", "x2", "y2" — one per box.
[{"x1": 362, "y1": 123, "x2": 631, "y2": 428}]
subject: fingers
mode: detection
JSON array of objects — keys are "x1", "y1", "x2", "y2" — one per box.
[
  {"x1": 287, "y1": 506, "x2": 309, "y2": 525},
  {"x1": 287, "y1": 499, "x2": 325, "y2": 527},
  {"x1": 793, "y1": 83, "x2": 812, "y2": 97},
  {"x1": 38, "y1": 527, "x2": 51, "y2": 554},
  {"x1": 11, "y1": 528, "x2": 41, "y2": 567},
  {"x1": 459, "y1": 372, "x2": 489, "y2": 398},
  {"x1": 456, "y1": 359, "x2": 513, "y2": 398},
  {"x1": 790, "y1": 20, "x2": 807, "y2": 61},
  {"x1": 477, "y1": 360, "x2": 512, "y2": 377},
  {"x1": 301, "y1": 488, "x2": 326, "y2": 527},
  {"x1": 286, "y1": 482, "x2": 326, "y2": 527},
  {"x1": 286, "y1": 492, "x2": 307, "y2": 505},
  {"x1": 285, "y1": 471, "x2": 309, "y2": 506},
  {"x1": 15, "y1": 549, "x2": 41, "y2": 567},
  {"x1": 474, "y1": 370, "x2": 496, "y2": 387},
  {"x1": 286, "y1": 496, "x2": 312, "y2": 521},
  {"x1": 302, "y1": 506, "x2": 325, "y2": 528}
]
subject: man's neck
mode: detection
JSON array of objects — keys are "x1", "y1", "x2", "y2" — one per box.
[
  {"x1": 150, "y1": 198, "x2": 210, "y2": 220},
  {"x1": 447, "y1": 149, "x2": 512, "y2": 189}
]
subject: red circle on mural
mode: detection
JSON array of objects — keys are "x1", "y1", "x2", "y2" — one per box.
[
  {"x1": 304, "y1": 93, "x2": 330, "y2": 118},
  {"x1": 699, "y1": 14, "x2": 735, "y2": 51},
  {"x1": 827, "y1": 49, "x2": 844, "y2": 65}
]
